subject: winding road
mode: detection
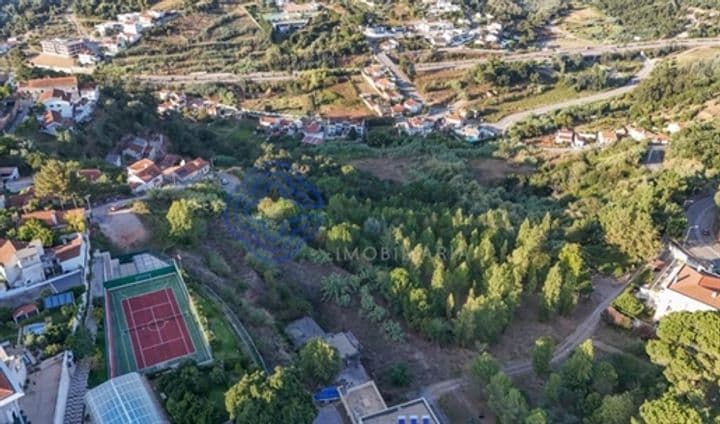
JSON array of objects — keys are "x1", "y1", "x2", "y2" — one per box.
[
  {"x1": 488, "y1": 58, "x2": 656, "y2": 132},
  {"x1": 684, "y1": 195, "x2": 720, "y2": 261}
]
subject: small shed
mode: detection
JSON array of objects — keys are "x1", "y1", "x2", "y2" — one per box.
[
  {"x1": 13, "y1": 304, "x2": 39, "y2": 323},
  {"x1": 285, "y1": 317, "x2": 326, "y2": 348},
  {"x1": 324, "y1": 332, "x2": 361, "y2": 362}
]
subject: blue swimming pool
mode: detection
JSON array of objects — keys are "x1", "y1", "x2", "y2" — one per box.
[{"x1": 23, "y1": 322, "x2": 46, "y2": 336}]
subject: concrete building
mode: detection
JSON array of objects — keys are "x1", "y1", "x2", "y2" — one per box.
[
  {"x1": 40, "y1": 38, "x2": 85, "y2": 57},
  {"x1": 0, "y1": 348, "x2": 25, "y2": 424},
  {"x1": 0, "y1": 239, "x2": 47, "y2": 289}
]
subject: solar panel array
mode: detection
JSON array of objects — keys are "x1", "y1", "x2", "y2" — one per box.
[{"x1": 85, "y1": 372, "x2": 166, "y2": 424}]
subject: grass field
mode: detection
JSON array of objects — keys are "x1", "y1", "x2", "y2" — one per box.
[
  {"x1": 105, "y1": 269, "x2": 212, "y2": 377},
  {"x1": 479, "y1": 84, "x2": 596, "y2": 122},
  {"x1": 559, "y1": 7, "x2": 624, "y2": 43}
]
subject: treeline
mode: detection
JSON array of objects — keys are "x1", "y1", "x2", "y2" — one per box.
[
  {"x1": 73, "y1": 0, "x2": 160, "y2": 18},
  {"x1": 0, "y1": 0, "x2": 67, "y2": 37}
]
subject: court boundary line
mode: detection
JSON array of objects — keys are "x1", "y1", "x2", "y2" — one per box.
[
  {"x1": 122, "y1": 297, "x2": 148, "y2": 369},
  {"x1": 164, "y1": 288, "x2": 193, "y2": 354}
]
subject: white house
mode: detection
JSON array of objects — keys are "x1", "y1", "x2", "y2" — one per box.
[
  {"x1": 650, "y1": 263, "x2": 720, "y2": 320},
  {"x1": 0, "y1": 350, "x2": 24, "y2": 424},
  {"x1": 126, "y1": 159, "x2": 163, "y2": 193},
  {"x1": 51, "y1": 233, "x2": 88, "y2": 273},
  {"x1": 39, "y1": 89, "x2": 74, "y2": 118},
  {"x1": 555, "y1": 128, "x2": 576, "y2": 145},
  {"x1": 163, "y1": 158, "x2": 210, "y2": 184},
  {"x1": 0, "y1": 239, "x2": 47, "y2": 289}
]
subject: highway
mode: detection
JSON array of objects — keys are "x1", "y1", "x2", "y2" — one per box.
[{"x1": 414, "y1": 36, "x2": 720, "y2": 71}]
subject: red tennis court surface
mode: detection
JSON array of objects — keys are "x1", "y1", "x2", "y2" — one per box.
[{"x1": 122, "y1": 288, "x2": 195, "y2": 370}]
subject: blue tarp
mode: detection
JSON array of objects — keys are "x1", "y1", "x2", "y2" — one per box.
[
  {"x1": 43, "y1": 291, "x2": 75, "y2": 310},
  {"x1": 313, "y1": 387, "x2": 340, "y2": 402}
]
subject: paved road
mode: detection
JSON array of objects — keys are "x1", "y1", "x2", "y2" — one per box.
[
  {"x1": 375, "y1": 52, "x2": 426, "y2": 104},
  {"x1": 488, "y1": 58, "x2": 656, "y2": 132},
  {"x1": 684, "y1": 195, "x2": 720, "y2": 261},
  {"x1": 415, "y1": 37, "x2": 720, "y2": 71}
]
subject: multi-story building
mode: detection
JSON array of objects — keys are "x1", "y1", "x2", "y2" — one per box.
[{"x1": 40, "y1": 38, "x2": 85, "y2": 57}]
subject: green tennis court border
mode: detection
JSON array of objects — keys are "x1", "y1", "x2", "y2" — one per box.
[{"x1": 104, "y1": 263, "x2": 213, "y2": 377}]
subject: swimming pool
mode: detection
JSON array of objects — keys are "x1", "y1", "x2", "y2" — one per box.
[{"x1": 23, "y1": 322, "x2": 46, "y2": 336}]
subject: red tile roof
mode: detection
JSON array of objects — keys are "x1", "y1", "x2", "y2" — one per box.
[
  {"x1": 670, "y1": 265, "x2": 720, "y2": 309},
  {"x1": 38, "y1": 89, "x2": 72, "y2": 103},
  {"x1": 20, "y1": 76, "x2": 78, "y2": 90},
  {"x1": 51, "y1": 236, "x2": 83, "y2": 262},
  {"x1": 13, "y1": 303, "x2": 38, "y2": 320},
  {"x1": 0, "y1": 238, "x2": 29, "y2": 267},
  {"x1": 0, "y1": 370, "x2": 15, "y2": 401},
  {"x1": 78, "y1": 169, "x2": 102, "y2": 182}
]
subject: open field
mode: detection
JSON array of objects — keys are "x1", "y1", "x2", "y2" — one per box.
[
  {"x1": 675, "y1": 46, "x2": 720, "y2": 64},
  {"x1": 478, "y1": 85, "x2": 596, "y2": 122},
  {"x1": 557, "y1": 7, "x2": 623, "y2": 43},
  {"x1": 99, "y1": 210, "x2": 149, "y2": 251},
  {"x1": 438, "y1": 384, "x2": 496, "y2": 424}
]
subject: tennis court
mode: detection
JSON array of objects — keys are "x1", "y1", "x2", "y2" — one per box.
[{"x1": 105, "y1": 266, "x2": 212, "y2": 377}]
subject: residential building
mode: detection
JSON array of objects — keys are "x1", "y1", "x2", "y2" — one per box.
[
  {"x1": 598, "y1": 130, "x2": 619, "y2": 145},
  {"x1": 39, "y1": 89, "x2": 74, "y2": 118},
  {"x1": 41, "y1": 110, "x2": 72, "y2": 135},
  {"x1": 18, "y1": 76, "x2": 79, "y2": 99},
  {"x1": 554, "y1": 128, "x2": 576, "y2": 145},
  {"x1": 20, "y1": 208, "x2": 85, "y2": 230},
  {"x1": 397, "y1": 116, "x2": 435, "y2": 136},
  {"x1": 0, "y1": 349, "x2": 25, "y2": 424},
  {"x1": 50, "y1": 233, "x2": 88, "y2": 273},
  {"x1": 0, "y1": 238, "x2": 47, "y2": 288},
  {"x1": 443, "y1": 112, "x2": 465, "y2": 128},
  {"x1": 647, "y1": 262, "x2": 720, "y2": 320},
  {"x1": 126, "y1": 159, "x2": 163, "y2": 193},
  {"x1": 164, "y1": 158, "x2": 211, "y2": 184},
  {"x1": 40, "y1": 38, "x2": 85, "y2": 57},
  {"x1": 359, "y1": 398, "x2": 440, "y2": 424}
]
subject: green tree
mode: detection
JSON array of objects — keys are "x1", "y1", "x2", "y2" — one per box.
[
  {"x1": 17, "y1": 219, "x2": 54, "y2": 247},
  {"x1": 471, "y1": 352, "x2": 501, "y2": 385},
  {"x1": 646, "y1": 311, "x2": 720, "y2": 400},
  {"x1": 225, "y1": 367, "x2": 314, "y2": 424},
  {"x1": 540, "y1": 263, "x2": 563, "y2": 319},
  {"x1": 257, "y1": 197, "x2": 299, "y2": 221},
  {"x1": 591, "y1": 361, "x2": 618, "y2": 396},
  {"x1": 591, "y1": 393, "x2": 636, "y2": 424},
  {"x1": 560, "y1": 339, "x2": 594, "y2": 390},
  {"x1": 638, "y1": 395, "x2": 703, "y2": 424},
  {"x1": 531, "y1": 337, "x2": 554, "y2": 378},
  {"x1": 34, "y1": 159, "x2": 81, "y2": 207},
  {"x1": 167, "y1": 199, "x2": 197, "y2": 243},
  {"x1": 487, "y1": 372, "x2": 530, "y2": 424},
  {"x1": 297, "y1": 338, "x2": 341, "y2": 386},
  {"x1": 524, "y1": 408, "x2": 548, "y2": 424}
]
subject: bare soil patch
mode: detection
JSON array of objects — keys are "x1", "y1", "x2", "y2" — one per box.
[
  {"x1": 469, "y1": 158, "x2": 535, "y2": 184},
  {"x1": 99, "y1": 211, "x2": 149, "y2": 250},
  {"x1": 489, "y1": 275, "x2": 617, "y2": 363},
  {"x1": 350, "y1": 157, "x2": 415, "y2": 183}
]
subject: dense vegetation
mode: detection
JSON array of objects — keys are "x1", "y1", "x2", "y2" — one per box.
[
  {"x1": 589, "y1": 0, "x2": 720, "y2": 39},
  {"x1": 0, "y1": 0, "x2": 67, "y2": 37}
]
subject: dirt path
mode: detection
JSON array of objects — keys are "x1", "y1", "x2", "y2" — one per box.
[{"x1": 422, "y1": 267, "x2": 641, "y2": 404}]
